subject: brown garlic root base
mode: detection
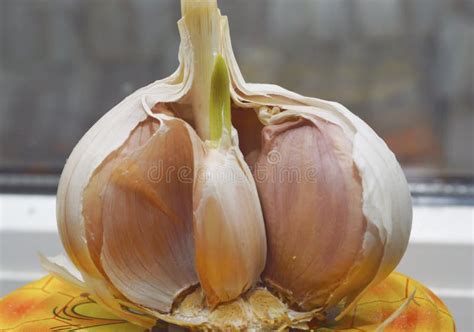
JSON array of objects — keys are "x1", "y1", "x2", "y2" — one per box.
[{"x1": 150, "y1": 285, "x2": 326, "y2": 330}]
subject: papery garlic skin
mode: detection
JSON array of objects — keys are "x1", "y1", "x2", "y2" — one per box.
[{"x1": 342, "y1": 103, "x2": 412, "y2": 315}]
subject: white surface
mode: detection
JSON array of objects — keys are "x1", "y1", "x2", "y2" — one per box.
[
  {"x1": 0, "y1": 194, "x2": 473, "y2": 330},
  {"x1": 0, "y1": 194, "x2": 62, "y2": 296},
  {"x1": 408, "y1": 205, "x2": 474, "y2": 244},
  {"x1": 0, "y1": 194, "x2": 57, "y2": 232}
]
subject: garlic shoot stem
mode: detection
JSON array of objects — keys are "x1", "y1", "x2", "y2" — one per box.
[
  {"x1": 181, "y1": 0, "x2": 221, "y2": 141},
  {"x1": 209, "y1": 54, "x2": 231, "y2": 144}
]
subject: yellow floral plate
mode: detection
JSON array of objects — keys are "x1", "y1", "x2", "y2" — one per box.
[{"x1": 0, "y1": 272, "x2": 455, "y2": 331}]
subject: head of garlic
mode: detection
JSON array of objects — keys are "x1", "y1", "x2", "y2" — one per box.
[{"x1": 47, "y1": 0, "x2": 412, "y2": 330}]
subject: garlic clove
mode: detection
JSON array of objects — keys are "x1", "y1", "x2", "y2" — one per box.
[
  {"x1": 93, "y1": 117, "x2": 200, "y2": 313},
  {"x1": 193, "y1": 147, "x2": 267, "y2": 306},
  {"x1": 252, "y1": 115, "x2": 369, "y2": 310}
]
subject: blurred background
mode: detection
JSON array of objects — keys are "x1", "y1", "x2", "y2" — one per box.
[
  {"x1": 0, "y1": 0, "x2": 472, "y2": 330},
  {"x1": 0, "y1": 0, "x2": 473, "y2": 193}
]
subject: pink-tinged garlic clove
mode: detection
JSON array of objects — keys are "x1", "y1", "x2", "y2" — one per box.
[
  {"x1": 85, "y1": 118, "x2": 200, "y2": 313},
  {"x1": 252, "y1": 116, "x2": 379, "y2": 311}
]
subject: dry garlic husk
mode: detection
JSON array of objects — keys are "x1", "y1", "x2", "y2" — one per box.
[{"x1": 46, "y1": 0, "x2": 412, "y2": 330}]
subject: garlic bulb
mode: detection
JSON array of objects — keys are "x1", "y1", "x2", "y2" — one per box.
[{"x1": 49, "y1": 0, "x2": 412, "y2": 330}]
